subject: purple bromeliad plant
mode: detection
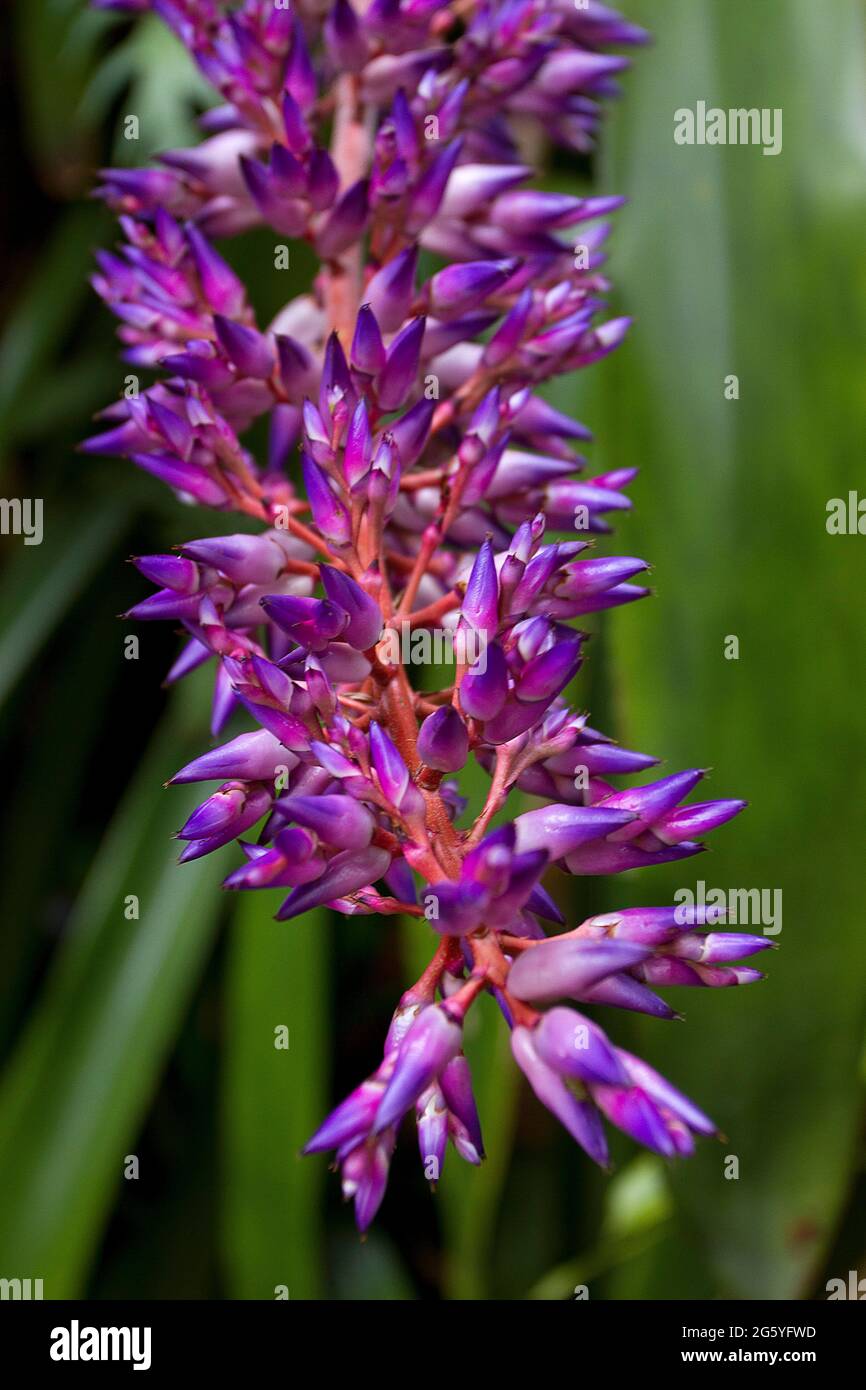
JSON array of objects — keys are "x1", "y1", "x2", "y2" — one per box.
[{"x1": 86, "y1": 0, "x2": 767, "y2": 1230}]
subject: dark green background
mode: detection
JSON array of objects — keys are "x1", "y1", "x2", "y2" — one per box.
[{"x1": 0, "y1": 0, "x2": 864, "y2": 1299}]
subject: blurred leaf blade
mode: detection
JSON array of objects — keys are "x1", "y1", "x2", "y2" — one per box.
[
  {"x1": 0, "y1": 682, "x2": 223, "y2": 1295},
  {"x1": 221, "y1": 894, "x2": 329, "y2": 1300},
  {"x1": 13, "y1": 0, "x2": 108, "y2": 186},
  {"x1": 601, "y1": 0, "x2": 866, "y2": 1298},
  {"x1": 439, "y1": 990, "x2": 519, "y2": 1300},
  {"x1": 86, "y1": 14, "x2": 215, "y2": 158},
  {"x1": 0, "y1": 205, "x2": 107, "y2": 451},
  {"x1": 0, "y1": 498, "x2": 128, "y2": 710}
]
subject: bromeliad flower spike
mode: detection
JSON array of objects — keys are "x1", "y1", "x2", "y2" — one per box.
[{"x1": 88, "y1": 1, "x2": 763, "y2": 1230}]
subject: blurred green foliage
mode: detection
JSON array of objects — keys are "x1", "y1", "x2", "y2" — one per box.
[{"x1": 0, "y1": 0, "x2": 864, "y2": 1300}]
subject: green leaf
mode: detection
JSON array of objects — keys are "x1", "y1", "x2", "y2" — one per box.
[
  {"x1": 331, "y1": 1232, "x2": 416, "y2": 1300},
  {"x1": 0, "y1": 205, "x2": 107, "y2": 452},
  {"x1": 526, "y1": 1156, "x2": 672, "y2": 1301},
  {"x1": 0, "y1": 681, "x2": 224, "y2": 1296},
  {"x1": 599, "y1": 0, "x2": 866, "y2": 1298},
  {"x1": 82, "y1": 14, "x2": 215, "y2": 160},
  {"x1": 0, "y1": 606, "x2": 124, "y2": 1049},
  {"x1": 13, "y1": 1, "x2": 108, "y2": 183},
  {"x1": 221, "y1": 894, "x2": 330, "y2": 1300},
  {"x1": 0, "y1": 498, "x2": 128, "y2": 711},
  {"x1": 438, "y1": 990, "x2": 520, "y2": 1300}
]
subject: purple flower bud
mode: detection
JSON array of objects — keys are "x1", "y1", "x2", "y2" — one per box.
[
  {"x1": 581, "y1": 972, "x2": 681, "y2": 1020},
  {"x1": 428, "y1": 259, "x2": 517, "y2": 317},
  {"x1": 277, "y1": 335, "x2": 317, "y2": 400},
  {"x1": 375, "y1": 316, "x2": 425, "y2": 411},
  {"x1": 511, "y1": 1027, "x2": 609, "y2": 1166},
  {"x1": 634, "y1": 956, "x2": 764, "y2": 989},
  {"x1": 213, "y1": 315, "x2": 274, "y2": 379},
  {"x1": 513, "y1": 804, "x2": 635, "y2": 860},
  {"x1": 364, "y1": 245, "x2": 418, "y2": 334},
  {"x1": 133, "y1": 554, "x2": 198, "y2": 593},
  {"x1": 280, "y1": 90, "x2": 311, "y2": 156},
  {"x1": 440, "y1": 1054, "x2": 484, "y2": 1158},
  {"x1": 525, "y1": 882, "x2": 565, "y2": 925},
  {"x1": 459, "y1": 537, "x2": 499, "y2": 642},
  {"x1": 325, "y1": 0, "x2": 368, "y2": 72},
  {"x1": 343, "y1": 398, "x2": 373, "y2": 486},
  {"x1": 374, "y1": 1004, "x2": 463, "y2": 1133},
  {"x1": 516, "y1": 633, "x2": 583, "y2": 703},
  {"x1": 618, "y1": 1050, "x2": 716, "y2": 1137},
  {"x1": 649, "y1": 799, "x2": 747, "y2": 846},
  {"x1": 369, "y1": 720, "x2": 409, "y2": 805},
  {"x1": 123, "y1": 587, "x2": 202, "y2": 622},
  {"x1": 225, "y1": 825, "x2": 325, "y2": 890},
  {"x1": 180, "y1": 532, "x2": 288, "y2": 585},
  {"x1": 592, "y1": 1085, "x2": 678, "y2": 1158},
  {"x1": 177, "y1": 783, "x2": 272, "y2": 862},
  {"x1": 563, "y1": 839, "x2": 702, "y2": 877},
  {"x1": 439, "y1": 163, "x2": 531, "y2": 219},
  {"x1": 542, "y1": 49, "x2": 632, "y2": 95},
  {"x1": 261, "y1": 594, "x2": 348, "y2": 651},
  {"x1": 276, "y1": 845, "x2": 391, "y2": 920},
  {"x1": 161, "y1": 345, "x2": 238, "y2": 389},
  {"x1": 600, "y1": 768, "x2": 706, "y2": 828},
  {"x1": 147, "y1": 398, "x2": 194, "y2": 458},
  {"x1": 350, "y1": 304, "x2": 387, "y2": 375},
  {"x1": 129, "y1": 453, "x2": 226, "y2": 508},
  {"x1": 307, "y1": 148, "x2": 339, "y2": 212},
  {"x1": 424, "y1": 879, "x2": 485, "y2": 937},
  {"x1": 493, "y1": 190, "x2": 626, "y2": 235},
  {"x1": 459, "y1": 640, "x2": 508, "y2": 720},
  {"x1": 546, "y1": 742, "x2": 658, "y2": 779},
  {"x1": 319, "y1": 331, "x2": 354, "y2": 419},
  {"x1": 533, "y1": 1006, "x2": 628, "y2": 1086},
  {"x1": 316, "y1": 178, "x2": 370, "y2": 259},
  {"x1": 286, "y1": 17, "x2": 317, "y2": 110},
  {"x1": 417, "y1": 706, "x2": 469, "y2": 772},
  {"x1": 508, "y1": 937, "x2": 650, "y2": 1004},
  {"x1": 276, "y1": 794, "x2": 374, "y2": 851},
  {"x1": 557, "y1": 555, "x2": 649, "y2": 600},
  {"x1": 483, "y1": 288, "x2": 534, "y2": 367},
  {"x1": 580, "y1": 905, "x2": 692, "y2": 946},
  {"x1": 670, "y1": 931, "x2": 772, "y2": 963},
  {"x1": 300, "y1": 453, "x2": 352, "y2": 544},
  {"x1": 405, "y1": 139, "x2": 463, "y2": 234},
  {"x1": 570, "y1": 4, "x2": 650, "y2": 45},
  {"x1": 304, "y1": 1074, "x2": 385, "y2": 1155},
  {"x1": 416, "y1": 1084, "x2": 448, "y2": 1182},
  {"x1": 185, "y1": 224, "x2": 245, "y2": 317},
  {"x1": 319, "y1": 565, "x2": 383, "y2": 650},
  {"x1": 388, "y1": 395, "x2": 434, "y2": 467},
  {"x1": 341, "y1": 1134, "x2": 393, "y2": 1232},
  {"x1": 170, "y1": 730, "x2": 295, "y2": 785},
  {"x1": 389, "y1": 88, "x2": 418, "y2": 162}
]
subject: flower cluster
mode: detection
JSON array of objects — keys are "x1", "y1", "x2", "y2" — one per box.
[{"x1": 88, "y1": 1, "x2": 762, "y2": 1230}]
